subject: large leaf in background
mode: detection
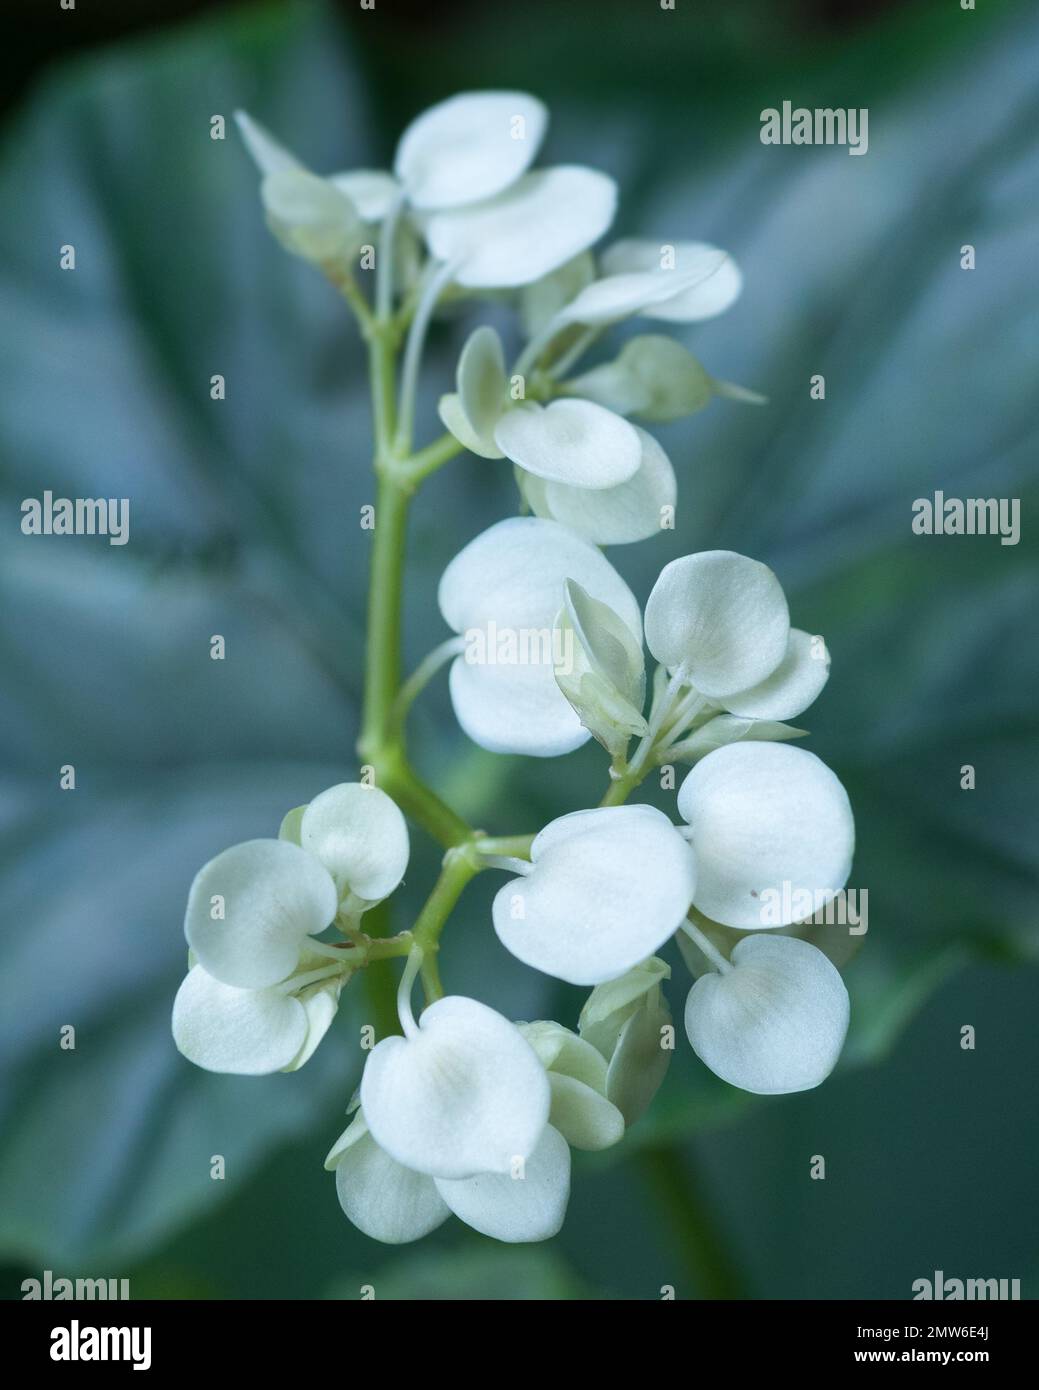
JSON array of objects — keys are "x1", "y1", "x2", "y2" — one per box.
[
  {"x1": 1, "y1": 0, "x2": 1037, "y2": 1285},
  {"x1": 0, "y1": 1, "x2": 384, "y2": 1267}
]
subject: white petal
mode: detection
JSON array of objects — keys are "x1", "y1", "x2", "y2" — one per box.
[
  {"x1": 494, "y1": 399, "x2": 641, "y2": 488},
  {"x1": 438, "y1": 517, "x2": 641, "y2": 756},
  {"x1": 684, "y1": 935, "x2": 849, "y2": 1094},
  {"x1": 300, "y1": 783, "x2": 409, "y2": 901},
  {"x1": 333, "y1": 1114, "x2": 450, "y2": 1244},
  {"x1": 395, "y1": 90, "x2": 547, "y2": 210},
  {"x1": 547, "y1": 1074, "x2": 625, "y2": 1151},
  {"x1": 277, "y1": 805, "x2": 306, "y2": 844},
  {"x1": 557, "y1": 267, "x2": 715, "y2": 327},
  {"x1": 184, "y1": 839, "x2": 338, "y2": 989},
  {"x1": 644, "y1": 550, "x2": 790, "y2": 698},
  {"x1": 457, "y1": 325, "x2": 507, "y2": 447},
  {"x1": 435, "y1": 1124, "x2": 570, "y2": 1243},
  {"x1": 578, "y1": 956, "x2": 671, "y2": 1053},
  {"x1": 360, "y1": 996, "x2": 550, "y2": 1179},
  {"x1": 562, "y1": 579, "x2": 645, "y2": 709},
  {"x1": 425, "y1": 167, "x2": 617, "y2": 289},
  {"x1": 527, "y1": 426, "x2": 675, "y2": 544},
  {"x1": 328, "y1": 169, "x2": 401, "y2": 221},
  {"x1": 282, "y1": 976, "x2": 344, "y2": 1072},
  {"x1": 234, "y1": 110, "x2": 302, "y2": 176},
  {"x1": 600, "y1": 239, "x2": 742, "y2": 321},
  {"x1": 518, "y1": 1020, "x2": 609, "y2": 1091},
  {"x1": 678, "y1": 743, "x2": 855, "y2": 929},
  {"x1": 722, "y1": 629, "x2": 830, "y2": 721},
  {"x1": 437, "y1": 392, "x2": 505, "y2": 459},
  {"x1": 172, "y1": 965, "x2": 307, "y2": 1074},
  {"x1": 439, "y1": 516, "x2": 641, "y2": 637},
  {"x1": 449, "y1": 658, "x2": 588, "y2": 757},
  {"x1": 492, "y1": 805, "x2": 697, "y2": 985}
]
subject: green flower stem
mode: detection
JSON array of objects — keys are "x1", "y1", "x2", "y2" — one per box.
[
  {"x1": 638, "y1": 1143, "x2": 747, "y2": 1299},
  {"x1": 599, "y1": 766, "x2": 645, "y2": 806},
  {"x1": 474, "y1": 833, "x2": 536, "y2": 859},
  {"x1": 411, "y1": 844, "x2": 484, "y2": 1003},
  {"x1": 402, "y1": 430, "x2": 464, "y2": 485}
]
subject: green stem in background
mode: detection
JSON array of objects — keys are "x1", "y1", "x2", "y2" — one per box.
[
  {"x1": 357, "y1": 901, "x2": 404, "y2": 1041},
  {"x1": 637, "y1": 1144, "x2": 747, "y2": 1299}
]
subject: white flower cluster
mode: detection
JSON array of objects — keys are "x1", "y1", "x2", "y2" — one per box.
[{"x1": 174, "y1": 90, "x2": 858, "y2": 1249}]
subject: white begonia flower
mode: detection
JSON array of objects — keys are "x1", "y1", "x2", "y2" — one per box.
[
  {"x1": 172, "y1": 949, "x2": 348, "y2": 1076},
  {"x1": 599, "y1": 238, "x2": 743, "y2": 321},
  {"x1": 183, "y1": 784, "x2": 408, "y2": 990},
  {"x1": 517, "y1": 426, "x2": 676, "y2": 545},
  {"x1": 492, "y1": 806, "x2": 697, "y2": 986},
  {"x1": 360, "y1": 994, "x2": 550, "y2": 1179},
  {"x1": 677, "y1": 742, "x2": 855, "y2": 929},
  {"x1": 437, "y1": 517, "x2": 642, "y2": 756},
  {"x1": 684, "y1": 934, "x2": 849, "y2": 1094},
  {"x1": 424, "y1": 166, "x2": 618, "y2": 289},
  {"x1": 563, "y1": 335, "x2": 713, "y2": 424},
  {"x1": 518, "y1": 1021, "x2": 625, "y2": 1151},
  {"x1": 553, "y1": 579, "x2": 648, "y2": 757},
  {"x1": 234, "y1": 111, "x2": 365, "y2": 270},
  {"x1": 439, "y1": 327, "x2": 669, "y2": 525},
  {"x1": 394, "y1": 91, "x2": 547, "y2": 210},
  {"x1": 327, "y1": 1109, "x2": 570, "y2": 1245},
  {"x1": 579, "y1": 957, "x2": 673, "y2": 1125}
]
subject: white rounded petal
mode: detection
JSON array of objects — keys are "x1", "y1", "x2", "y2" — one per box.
[
  {"x1": 547, "y1": 1074, "x2": 625, "y2": 1151},
  {"x1": 519, "y1": 251, "x2": 596, "y2": 338},
  {"x1": 494, "y1": 400, "x2": 641, "y2": 488},
  {"x1": 360, "y1": 996, "x2": 550, "y2": 1179},
  {"x1": 644, "y1": 550, "x2": 790, "y2": 698},
  {"x1": 684, "y1": 935, "x2": 849, "y2": 1094},
  {"x1": 457, "y1": 325, "x2": 507, "y2": 445},
  {"x1": 678, "y1": 743, "x2": 854, "y2": 929},
  {"x1": 172, "y1": 965, "x2": 307, "y2": 1075},
  {"x1": 518, "y1": 1020, "x2": 609, "y2": 1091},
  {"x1": 234, "y1": 110, "x2": 302, "y2": 177},
  {"x1": 395, "y1": 91, "x2": 547, "y2": 210},
  {"x1": 184, "y1": 839, "x2": 338, "y2": 989},
  {"x1": 723, "y1": 629, "x2": 830, "y2": 721},
  {"x1": 529, "y1": 427, "x2": 676, "y2": 544},
  {"x1": 282, "y1": 977, "x2": 344, "y2": 1072},
  {"x1": 449, "y1": 658, "x2": 588, "y2": 757},
  {"x1": 437, "y1": 392, "x2": 505, "y2": 459},
  {"x1": 566, "y1": 335, "x2": 711, "y2": 424},
  {"x1": 439, "y1": 516, "x2": 641, "y2": 637},
  {"x1": 492, "y1": 805, "x2": 697, "y2": 985},
  {"x1": 558, "y1": 269, "x2": 710, "y2": 327},
  {"x1": 328, "y1": 169, "x2": 401, "y2": 221},
  {"x1": 333, "y1": 1114, "x2": 450, "y2": 1244},
  {"x1": 300, "y1": 783, "x2": 409, "y2": 901},
  {"x1": 600, "y1": 238, "x2": 742, "y2": 321},
  {"x1": 426, "y1": 167, "x2": 617, "y2": 289},
  {"x1": 435, "y1": 1124, "x2": 570, "y2": 1243}
]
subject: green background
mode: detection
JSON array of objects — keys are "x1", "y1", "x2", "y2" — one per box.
[{"x1": 1, "y1": 0, "x2": 1036, "y2": 1299}]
